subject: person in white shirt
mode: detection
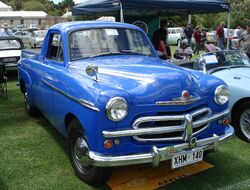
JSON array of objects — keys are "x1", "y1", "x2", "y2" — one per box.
[{"x1": 0, "y1": 23, "x2": 13, "y2": 36}]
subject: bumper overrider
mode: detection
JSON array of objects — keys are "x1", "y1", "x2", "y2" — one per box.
[{"x1": 89, "y1": 109, "x2": 234, "y2": 167}]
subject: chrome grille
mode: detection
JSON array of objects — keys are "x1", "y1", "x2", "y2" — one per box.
[{"x1": 133, "y1": 108, "x2": 212, "y2": 142}]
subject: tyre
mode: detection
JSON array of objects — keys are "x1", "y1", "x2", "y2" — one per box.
[
  {"x1": 233, "y1": 101, "x2": 250, "y2": 142},
  {"x1": 24, "y1": 91, "x2": 38, "y2": 117},
  {"x1": 67, "y1": 119, "x2": 111, "y2": 187}
]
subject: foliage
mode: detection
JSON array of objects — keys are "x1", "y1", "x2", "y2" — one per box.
[
  {"x1": 22, "y1": 1, "x2": 46, "y2": 12},
  {"x1": 2, "y1": 0, "x2": 74, "y2": 16},
  {"x1": 166, "y1": 0, "x2": 250, "y2": 29}
]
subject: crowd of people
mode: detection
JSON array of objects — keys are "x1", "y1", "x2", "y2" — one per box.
[{"x1": 152, "y1": 20, "x2": 250, "y2": 60}]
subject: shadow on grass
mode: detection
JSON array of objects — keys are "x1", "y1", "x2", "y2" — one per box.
[
  {"x1": 6, "y1": 71, "x2": 18, "y2": 82},
  {"x1": 35, "y1": 113, "x2": 68, "y2": 155}
]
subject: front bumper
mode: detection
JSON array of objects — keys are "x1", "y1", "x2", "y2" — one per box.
[{"x1": 88, "y1": 125, "x2": 234, "y2": 167}]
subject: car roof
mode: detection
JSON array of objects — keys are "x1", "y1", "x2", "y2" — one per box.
[{"x1": 50, "y1": 21, "x2": 142, "y2": 34}]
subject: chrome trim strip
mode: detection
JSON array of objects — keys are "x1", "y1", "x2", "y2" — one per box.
[
  {"x1": 156, "y1": 96, "x2": 201, "y2": 106},
  {"x1": 193, "y1": 109, "x2": 229, "y2": 128},
  {"x1": 132, "y1": 115, "x2": 185, "y2": 128},
  {"x1": 41, "y1": 79, "x2": 100, "y2": 112},
  {"x1": 102, "y1": 108, "x2": 229, "y2": 140},
  {"x1": 184, "y1": 114, "x2": 193, "y2": 142},
  {"x1": 103, "y1": 125, "x2": 185, "y2": 138},
  {"x1": 89, "y1": 133, "x2": 223, "y2": 167}
]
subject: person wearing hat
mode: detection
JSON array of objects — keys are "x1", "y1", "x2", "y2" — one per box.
[
  {"x1": 237, "y1": 22, "x2": 250, "y2": 59},
  {"x1": 174, "y1": 39, "x2": 193, "y2": 59},
  {"x1": 0, "y1": 23, "x2": 13, "y2": 36}
]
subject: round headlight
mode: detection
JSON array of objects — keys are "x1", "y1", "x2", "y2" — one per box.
[
  {"x1": 106, "y1": 97, "x2": 128, "y2": 121},
  {"x1": 214, "y1": 85, "x2": 229, "y2": 105}
]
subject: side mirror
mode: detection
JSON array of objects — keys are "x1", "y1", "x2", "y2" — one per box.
[{"x1": 86, "y1": 65, "x2": 99, "y2": 82}]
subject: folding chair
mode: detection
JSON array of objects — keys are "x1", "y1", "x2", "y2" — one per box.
[{"x1": 0, "y1": 64, "x2": 7, "y2": 100}]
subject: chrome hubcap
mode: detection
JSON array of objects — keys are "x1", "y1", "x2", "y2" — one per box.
[
  {"x1": 240, "y1": 109, "x2": 250, "y2": 140},
  {"x1": 74, "y1": 137, "x2": 91, "y2": 170}
]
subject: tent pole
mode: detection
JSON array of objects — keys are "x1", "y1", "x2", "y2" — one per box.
[
  {"x1": 227, "y1": 11, "x2": 231, "y2": 49},
  {"x1": 188, "y1": 14, "x2": 191, "y2": 23},
  {"x1": 120, "y1": 1, "x2": 124, "y2": 23}
]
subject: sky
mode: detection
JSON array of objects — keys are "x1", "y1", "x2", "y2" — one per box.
[{"x1": 52, "y1": 0, "x2": 63, "y2": 4}]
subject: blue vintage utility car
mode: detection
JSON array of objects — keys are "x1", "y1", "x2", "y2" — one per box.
[{"x1": 18, "y1": 21, "x2": 234, "y2": 186}]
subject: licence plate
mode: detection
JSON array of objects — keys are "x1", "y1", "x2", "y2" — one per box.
[
  {"x1": 171, "y1": 149, "x2": 203, "y2": 169},
  {"x1": 3, "y1": 57, "x2": 17, "y2": 63}
]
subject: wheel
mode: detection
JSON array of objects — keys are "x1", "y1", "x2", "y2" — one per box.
[
  {"x1": 233, "y1": 102, "x2": 250, "y2": 142},
  {"x1": 67, "y1": 119, "x2": 111, "y2": 187},
  {"x1": 24, "y1": 91, "x2": 38, "y2": 117}
]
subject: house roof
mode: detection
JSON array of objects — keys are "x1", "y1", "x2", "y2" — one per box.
[
  {"x1": 0, "y1": 1, "x2": 12, "y2": 11},
  {"x1": 0, "y1": 11, "x2": 47, "y2": 18}
]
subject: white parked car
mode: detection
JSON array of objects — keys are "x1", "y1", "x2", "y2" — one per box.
[
  {"x1": 29, "y1": 30, "x2": 47, "y2": 48},
  {"x1": 167, "y1": 27, "x2": 183, "y2": 45},
  {"x1": 13, "y1": 31, "x2": 31, "y2": 45},
  {"x1": 0, "y1": 36, "x2": 24, "y2": 71}
]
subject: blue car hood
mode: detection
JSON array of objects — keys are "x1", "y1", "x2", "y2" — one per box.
[{"x1": 72, "y1": 55, "x2": 213, "y2": 105}]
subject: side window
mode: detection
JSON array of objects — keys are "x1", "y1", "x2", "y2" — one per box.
[{"x1": 46, "y1": 33, "x2": 64, "y2": 62}]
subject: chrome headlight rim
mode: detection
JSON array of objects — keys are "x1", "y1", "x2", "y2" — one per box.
[
  {"x1": 214, "y1": 85, "x2": 229, "y2": 105},
  {"x1": 106, "y1": 97, "x2": 128, "y2": 122}
]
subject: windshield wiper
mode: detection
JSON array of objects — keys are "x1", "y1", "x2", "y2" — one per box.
[
  {"x1": 90, "y1": 52, "x2": 123, "y2": 58},
  {"x1": 121, "y1": 49, "x2": 145, "y2": 55}
]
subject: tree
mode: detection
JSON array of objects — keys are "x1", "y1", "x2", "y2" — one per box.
[{"x1": 23, "y1": 1, "x2": 46, "y2": 12}]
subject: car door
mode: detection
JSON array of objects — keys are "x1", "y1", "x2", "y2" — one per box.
[
  {"x1": 39, "y1": 32, "x2": 67, "y2": 134},
  {"x1": 35, "y1": 31, "x2": 63, "y2": 122}
]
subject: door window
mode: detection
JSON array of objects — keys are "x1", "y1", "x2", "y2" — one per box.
[{"x1": 46, "y1": 33, "x2": 64, "y2": 62}]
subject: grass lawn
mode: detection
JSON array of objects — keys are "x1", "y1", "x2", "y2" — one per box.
[{"x1": 0, "y1": 76, "x2": 250, "y2": 190}]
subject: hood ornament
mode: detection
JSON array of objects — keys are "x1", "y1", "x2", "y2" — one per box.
[
  {"x1": 182, "y1": 90, "x2": 190, "y2": 100},
  {"x1": 156, "y1": 90, "x2": 200, "y2": 106}
]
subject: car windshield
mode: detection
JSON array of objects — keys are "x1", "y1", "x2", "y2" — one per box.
[
  {"x1": 202, "y1": 50, "x2": 250, "y2": 72},
  {"x1": 69, "y1": 28, "x2": 156, "y2": 61},
  {"x1": 0, "y1": 39, "x2": 22, "y2": 50}
]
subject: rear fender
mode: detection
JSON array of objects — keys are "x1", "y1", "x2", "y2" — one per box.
[{"x1": 18, "y1": 66, "x2": 34, "y2": 104}]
